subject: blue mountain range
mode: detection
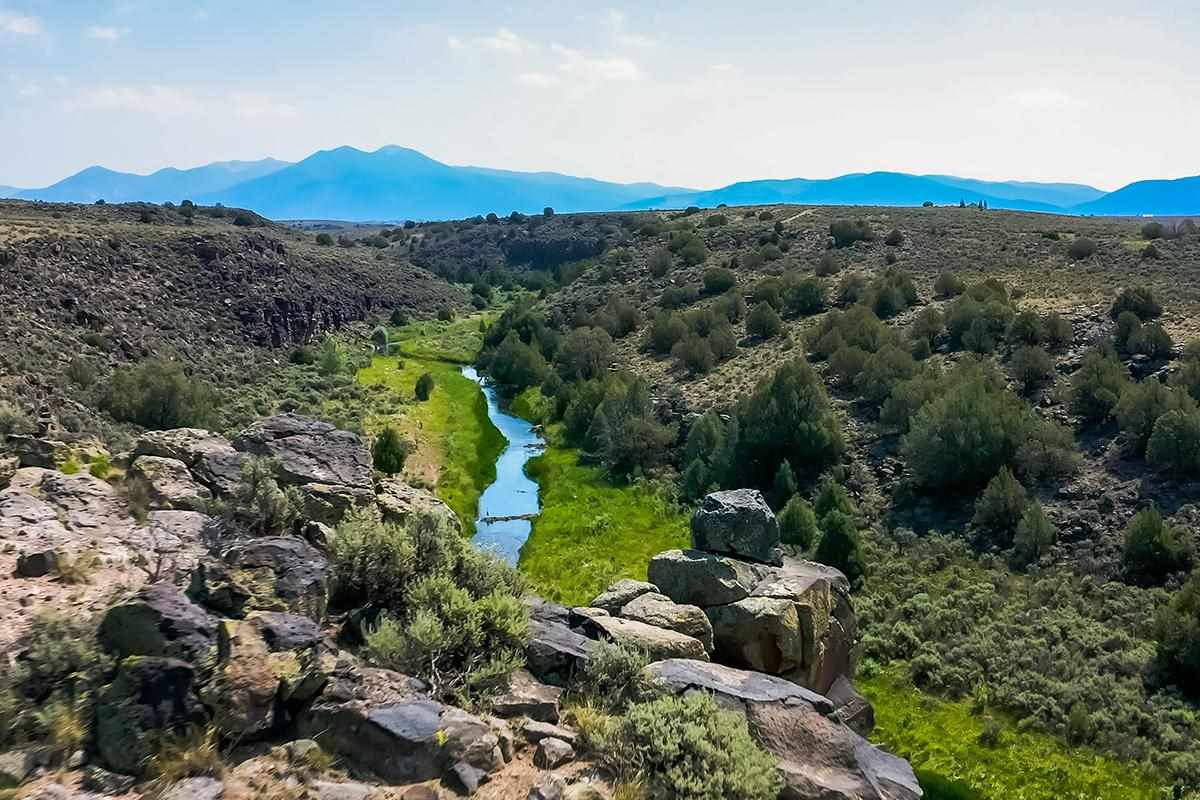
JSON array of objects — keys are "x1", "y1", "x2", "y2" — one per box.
[{"x1": 5, "y1": 146, "x2": 1198, "y2": 220}]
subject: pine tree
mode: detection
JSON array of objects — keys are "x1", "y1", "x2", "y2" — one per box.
[
  {"x1": 773, "y1": 461, "x2": 798, "y2": 507},
  {"x1": 814, "y1": 511, "x2": 866, "y2": 588},
  {"x1": 778, "y1": 496, "x2": 818, "y2": 549},
  {"x1": 1011, "y1": 501, "x2": 1056, "y2": 569},
  {"x1": 372, "y1": 427, "x2": 409, "y2": 475}
]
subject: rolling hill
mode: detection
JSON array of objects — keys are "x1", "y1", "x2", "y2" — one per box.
[
  {"x1": 8, "y1": 146, "x2": 1200, "y2": 219},
  {"x1": 1073, "y1": 175, "x2": 1200, "y2": 216},
  {"x1": 15, "y1": 158, "x2": 291, "y2": 204}
]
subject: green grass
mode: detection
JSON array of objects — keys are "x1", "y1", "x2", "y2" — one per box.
[
  {"x1": 358, "y1": 354, "x2": 504, "y2": 535},
  {"x1": 518, "y1": 432, "x2": 690, "y2": 606},
  {"x1": 860, "y1": 668, "x2": 1164, "y2": 800},
  {"x1": 388, "y1": 312, "x2": 497, "y2": 364}
]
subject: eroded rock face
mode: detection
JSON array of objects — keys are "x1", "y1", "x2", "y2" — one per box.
[
  {"x1": 643, "y1": 659, "x2": 920, "y2": 800},
  {"x1": 191, "y1": 535, "x2": 329, "y2": 621},
  {"x1": 618, "y1": 592, "x2": 713, "y2": 653},
  {"x1": 582, "y1": 614, "x2": 709, "y2": 662},
  {"x1": 200, "y1": 617, "x2": 307, "y2": 738},
  {"x1": 130, "y1": 455, "x2": 212, "y2": 511},
  {"x1": 647, "y1": 549, "x2": 763, "y2": 607},
  {"x1": 233, "y1": 414, "x2": 373, "y2": 491},
  {"x1": 691, "y1": 489, "x2": 783, "y2": 566},
  {"x1": 376, "y1": 477, "x2": 461, "y2": 534},
  {"x1": 134, "y1": 428, "x2": 244, "y2": 495},
  {"x1": 99, "y1": 582, "x2": 219, "y2": 662}
]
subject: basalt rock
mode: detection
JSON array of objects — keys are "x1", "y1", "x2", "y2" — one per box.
[
  {"x1": 643, "y1": 659, "x2": 920, "y2": 800},
  {"x1": 589, "y1": 579, "x2": 658, "y2": 614},
  {"x1": 647, "y1": 549, "x2": 763, "y2": 607},
  {"x1": 99, "y1": 582, "x2": 218, "y2": 663},
  {"x1": 129, "y1": 455, "x2": 212, "y2": 511},
  {"x1": 191, "y1": 535, "x2": 329, "y2": 621},
  {"x1": 133, "y1": 428, "x2": 244, "y2": 496},
  {"x1": 617, "y1": 592, "x2": 713, "y2": 653},
  {"x1": 691, "y1": 489, "x2": 783, "y2": 566},
  {"x1": 376, "y1": 477, "x2": 461, "y2": 534},
  {"x1": 233, "y1": 414, "x2": 373, "y2": 491}
]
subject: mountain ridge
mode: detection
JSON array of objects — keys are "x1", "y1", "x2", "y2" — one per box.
[{"x1": 10, "y1": 146, "x2": 1200, "y2": 219}]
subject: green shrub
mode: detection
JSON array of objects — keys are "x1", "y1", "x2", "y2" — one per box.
[
  {"x1": 414, "y1": 372, "x2": 435, "y2": 401},
  {"x1": 672, "y1": 335, "x2": 715, "y2": 376},
  {"x1": 815, "y1": 252, "x2": 842, "y2": 276},
  {"x1": 1115, "y1": 381, "x2": 1195, "y2": 455},
  {"x1": 902, "y1": 376, "x2": 1035, "y2": 492},
  {"x1": 648, "y1": 247, "x2": 672, "y2": 277},
  {"x1": 1141, "y1": 222, "x2": 1165, "y2": 240},
  {"x1": 1110, "y1": 286, "x2": 1161, "y2": 320},
  {"x1": 830, "y1": 219, "x2": 876, "y2": 248},
  {"x1": 647, "y1": 311, "x2": 689, "y2": 355},
  {"x1": 855, "y1": 345, "x2": 917, "y2": 403},
  {"x1": 1129, "y1": 322, "x2": 1173, "y2": 359},
  {"x1": 555, "y1": 327, "x2": 614, "y2": 382},
  {"x1": 660, "y1": 284, "x2": 701, "y2": 309},
  {"x1": 1115, "y1": 310, "x2": 1142, "y2": 350},
  {"x1": 1122, "y1": 508, "x2": 1191, "y2": 586},
  {"x1": 713, "y1": 289, "x2": 746, "y2": 323},
  {"x1": 101, "y1": 358, "x2": 219, "y2": 430},
  {"x1": 372, "y1": 427, "x2": 410, "y2": 475},
  {"x1": 735, "y1": 359, "x2": 843, "y2": 488},
  {"x1": 1070, "y1": 348, "x2": 1129, "y2": 422},
  {"x1": 1005, "y1": 311, "x2": 1045, "y2": 346},
  {"x1": 909, "y1": 307, "x2": 945, "y2": 345},
  {"x1": 315, "y1": 232, "x2": 334, "y2": 246},
  {"x1": 1154, "y1": 570, "x2": 1200, "y2": 698},
  {"x1": 746, "y1": 302, "x2": 783, "y2": 339},
  {"x1": 605, "y1": 692, "x2": 782, "y2": 800},
  {"x1": 884, "y1": 228, "x2": 905, "y2": 246},
  {"x1": 972, "y1": 468, "x2": 1027, "y2": 549},
  {"x1": 1009, "y1": 345, "x2": 1054, "y2": 392},
  {"x1": 1147, "y1": 409, "x2": 1200, "y2": 475},
  {"x1": 318, "y1": 337, "x2": 346, "y2": 376},
  {"x1": 784, "y1": 276, "x2": 826, "y2": 316},
  {"x1": 1045, "y1": 313, "x2": 1074, "y2": 350},
  {"x1": 229, "y1": 456, "x2": 303, "y2": 535},
  {"x1": 1011, "y1": 501, "x2": 1056, "y2": 569},
  {"x1": 371, "y1": 325, "x2": 390, "y2": 354},
  {"x1": 934, "y1": 271, "x2": 965, "y2": 298},
  {"x1": 814, "y1": 510, "x2": 866, "y2": 588},
  {"x1": 1068, "y1": 237, "x2": 1098, "y2": 260},
  {"x1": 573, "y1": 641, "x2": 650, "y2": 710},
  {"x1": 702, "y1": 267, "x2": 736, "y2": 295},
  {"x1": 708, "y1": 323, "x2": 738, "y2": 361},
  {"x1": 779, "y1": 496, "x2": 818, "y2": 549}
]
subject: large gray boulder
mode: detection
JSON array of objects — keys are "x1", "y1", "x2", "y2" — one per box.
[
  {"x1": 99, "y1": 582, "x2": 218, "y2": 662},
  {"x1": 707, "y1": 596, "x2": 804, "y2": 675},
  {"x1": 583, "y1": 614, "x2": 708, "y2": 661},
  {"x1": 129, "y1": 455, "x2": 212, "y2": 511},
  {"x1": 492, "y1": 668, "x2": 562, "y2": 723},
  {"x1": 647, "y1": 549, "x2": 764, "y2": 607},
  {"x1": 233, "y1": 414, "x2": 373, "y2": 490},
  {"x1": 134, "y1": 428, "x2": 244, "y2": 495},
  {"x1": 618, "y1": 592, "x2": 713, "y2": 653},
  {"x1": 643, "y1": 660, "x2": 920, "y2": 800},
  {"x1": 590, "y1": 579, "x2": 658, "y2": 614},
  {"x1": 691, "y1": 489, "x2": 782, "y2": 565},
  {"x1": 189, "y1": 535, "x2": 329, "y2": 621},
  {"x1": 525, "y1": 599, "x2": 595, "y2": 686},
  {"x1": 95, "y1": 657, "x2": 208, "y2": 775}
]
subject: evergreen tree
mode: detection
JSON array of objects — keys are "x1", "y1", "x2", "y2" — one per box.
[
  {"x1": 973, "y1": 468, "x2": 1028, "y2": 548},
  {"x1": 1011, "y1": 501, "x2": 1056, "y2": 569},
  {"x1": 372, "y1": 427, "x2": 409, "y2": 475},
  {"x1": 1123, "y1": 508, "x2": 1192, "y2": 586},
  {"x1": 778, "y1": 496, "x2": 818, "y2": 549},
  {"x1": 814, "y1": 511, "x2": 866, "y2": 588},
  {"x1": 415, "y1": 372, "x2": 435, "y2": 401},
  {"x1": 773, "y1": 461, "x2": 798, "y2": 507}
]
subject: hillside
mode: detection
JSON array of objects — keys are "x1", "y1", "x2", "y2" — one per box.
[
  {"x1": 0, "y1": 199, "x2": 465, "y2": 441},
  {"x1": 15, "y1": 159, "x2": 290, "y2": 204},
  {"x1": 1075, "y1": 175, "x2": 1200, "y2": 216}
]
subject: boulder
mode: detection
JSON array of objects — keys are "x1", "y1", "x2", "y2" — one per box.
[
  {"x1": 312, "y1": 782, "x2": 373, "y2": 800},
  {"x1": 647, "y1": 549, "x2": 763, "y2": 608},
  {"x1": 245, "y1": 610, "x2": 323, "y2": 651},
  {"x1": 159, "y1": 777, "x2": 225, "y2": 800},
  {"x1": 590, "y1": 579, "x2": 658, "y2": 614},
  {"x1": 376, "y1": 478, "x2": 461, "y2": 534},
  {"x1": 0, "y1": 454, "x2": 17, "y2": 488},
  {"x1": 299, "y1": 698, "x2": 503, "y2": 787},
  {"x1": 618, "y1": 592, "x2": 713, "y2": 653},
  {"x1": 99, "y1": 582, "x2": 218, "y2": 662},
  {"x1": 199, "y1": 618, "x2": 303, "y2": 738},
  {"x1": 707, "y1": 597, "x2": 805, "y2": 677},
  {"x1": 583, "y1": 614, "x2": 708, "y2": 661},
  {"x1": 129, "y1": 455, "x2": 212, "y2": 511},
  {"x1": 0, "y1": 749, "x2": 36, "y2": 788},
  {"x1": 191, "y1": 536, "x2": 329, "y2": 621},
  {"x1": 300, "y1": 482, "x2": 374, "y2": 527},
  {"x1": 15, "y1": 549, "x2": 58, "y2": 577},
  {"x1": 82, "y1": 765, "x2": 137, "y2": 795},
  {"x1": 95, "y1": 657, "x2": 208, "y2": 775},
  {"x1": 525, "y1": 615, "x2": 595, "y2": 687},
  {"x1": 134, "y1": 428, "x2": 244, "y2": 495},
  {"x1": 643, "y1": 660, "x2": 920, "y2": 800},
  {"x1": 233, "y1": 414, "x2": 373, "y2": 490},
  {"x1": 5, "y1": 434, "x2": 68, "y2": 469},
  {"x1": 827, "y1": 675, "x2": 875, "y2": 737},
  {"x1": 534, "y1": 738, "x2": 574, "y2": 770},
  {"x1": 691, "y1": 489, "x2": 782, "y2": 566},
  {"x1": 521, "y1": 720, "x2": 578, "y2": 746},
  {"x1": 492, "y1": 668, "x2": 563, "y2": 723}
]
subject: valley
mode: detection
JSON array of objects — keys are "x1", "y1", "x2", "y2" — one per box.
[{"x1": 2, "y1": 196, "x2": 1200, "y2": 799}]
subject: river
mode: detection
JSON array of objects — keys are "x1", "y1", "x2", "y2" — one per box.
[{"x1": 461, "y1": 365, "x2": 545, "y2": 564}]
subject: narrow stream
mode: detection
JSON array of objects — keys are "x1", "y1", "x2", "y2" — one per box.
[{"x1": 461, "y1": 365, "x2": 545, "y2": 564}]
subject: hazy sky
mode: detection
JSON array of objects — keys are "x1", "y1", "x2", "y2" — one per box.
[{"x1": 2, "y1": 0, "x2": 1198, "y2": 190}]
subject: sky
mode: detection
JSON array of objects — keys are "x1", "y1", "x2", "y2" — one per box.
[{"x1": 1, "y1": 0, "x2": 1198, "y2": 191}]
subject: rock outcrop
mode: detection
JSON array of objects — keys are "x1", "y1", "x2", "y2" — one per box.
[{"x1": 644, "y1": 659, "x2": 922, "y2": 800}]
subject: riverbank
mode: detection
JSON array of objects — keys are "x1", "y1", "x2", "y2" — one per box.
[{"x1": 358, "y1": 353, "x2": 504, "y2": 535}]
